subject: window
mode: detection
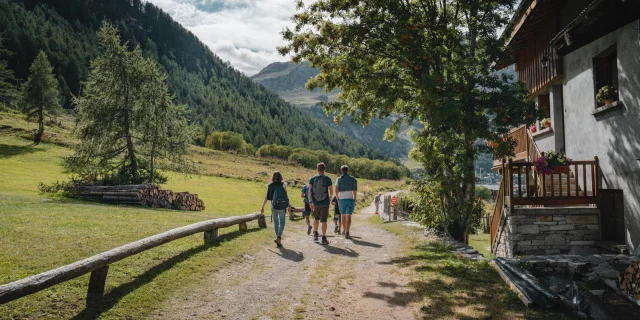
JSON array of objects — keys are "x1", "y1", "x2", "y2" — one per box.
[
  {"x1": 538, "y1": 94, "x2": 551, "y2": 118},
  {"x1": 593, "y1": 47, "x2": 618, "y2": 107}
]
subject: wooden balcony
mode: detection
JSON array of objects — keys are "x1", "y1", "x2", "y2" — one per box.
[{"x1": 490, "y1": 157, "x2": 600, "y2": 248}]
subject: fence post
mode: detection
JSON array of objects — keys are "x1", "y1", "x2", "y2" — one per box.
[
  {"x1": 393, "y1": 205, "x2": 398, "y2": 221},
  {"x1": 204, "y1": 228, "x2": 219, "y2": 244},
  {"x1": 239, "y1": 222, "x2": 248, "y2": 232},
  {"x1": 87, "y1": 265, "x2": 109, "y2": 300},
  {"x1": 508, "y1": 158, "x2": 514, "y2": 210},
  {"x1": 258, "y1": 215, "x2": 267, "y2": 228}
]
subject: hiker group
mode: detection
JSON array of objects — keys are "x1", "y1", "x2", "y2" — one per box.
[{"x1": 260, "y1": 162, "x2": 358, "y2": 248}]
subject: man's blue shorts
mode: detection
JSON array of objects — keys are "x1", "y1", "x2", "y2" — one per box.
[{"x1": 338, "y1": 199, "x2": 355, "y2": 215}]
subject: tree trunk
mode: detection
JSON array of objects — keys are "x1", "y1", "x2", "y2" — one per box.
[{"x1": 34, "y1": 106, "x2": 44, "y2": 145}]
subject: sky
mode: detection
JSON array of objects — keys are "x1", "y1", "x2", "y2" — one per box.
[{"x1": 147, "y1": 0, "x2": 295, "y2": 76}]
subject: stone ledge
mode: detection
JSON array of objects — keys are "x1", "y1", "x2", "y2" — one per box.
[
  {"x1": 592, "y1": 100, "x2": 624, "y2": 116},
  {"x1": 512, "y1": 207, "x2": 599, "y2": 216},
  {"x1": 531, "y1": 126, "x2": 553, "y2": 138}
]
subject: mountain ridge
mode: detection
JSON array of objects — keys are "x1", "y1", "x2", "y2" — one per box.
[
  {"x1": 0, "y1": 0, "x2": 379, "y2": 159},
  {"x1": 251, "y1": 61, "x2": 413, "y2": 158}
]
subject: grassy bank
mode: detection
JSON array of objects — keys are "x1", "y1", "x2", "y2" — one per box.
[
  {"x1": 375, "y1": 222, "x2": 568, "y2": 319},
  {"x1": 0, "y1": 113, "x2": 405, "y2": 318}
]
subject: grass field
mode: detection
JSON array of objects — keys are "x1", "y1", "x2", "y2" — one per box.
[{"x1": 0, "y1": 113, "x2": 405, "y2": 319}]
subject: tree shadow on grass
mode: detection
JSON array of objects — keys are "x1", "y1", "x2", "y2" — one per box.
[
  {"x1": 0, "y1": 143, "x2": 42, "y2": 159},
  {"x1": 366, "y1": 241, "x2": 566, "y2": 319},
  {"x1": 72, "y1": 227, "x2": 264, "y2": 320}
]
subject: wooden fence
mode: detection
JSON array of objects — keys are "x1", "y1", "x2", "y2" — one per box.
[{"x1": 0, "y1": 212, "x2": 266, "y2": 305}]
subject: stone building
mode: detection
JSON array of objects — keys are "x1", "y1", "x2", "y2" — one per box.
[{"x1": 490, "y1": 0, "x2": 640, "y2": 257}]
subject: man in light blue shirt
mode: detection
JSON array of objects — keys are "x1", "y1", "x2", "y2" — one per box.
[{"x1": 335, "y1": 165, "x2": 357, "y2": 239}]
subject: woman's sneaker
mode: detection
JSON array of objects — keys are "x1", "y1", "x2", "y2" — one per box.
[
  {"x1": 334, "y1": 225, "x2": 339, "y2": 233},
  {"x1": 307, "y1": 225, "x2": 312, "y2": 235}
]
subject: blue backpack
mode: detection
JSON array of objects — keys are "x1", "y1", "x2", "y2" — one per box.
[{"x1": 271, "y1": 182, "x2": 290, "y2": 210}]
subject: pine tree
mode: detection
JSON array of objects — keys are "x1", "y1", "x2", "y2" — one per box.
[
  {"x1": 66, "y1": 22, "x2": 191, "y2": 184},
  {"x1": 0, "y1": 34, "x2": 17, "y2": 105},
  {"x1": 18, "y1": 51, "x2": 61, "y2": 144}
]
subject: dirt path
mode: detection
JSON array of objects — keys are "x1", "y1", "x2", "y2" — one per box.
[{"x1": 152, "y1": 192, "x2": 420, "y2": 320}]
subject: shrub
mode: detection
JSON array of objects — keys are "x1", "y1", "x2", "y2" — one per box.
[
  {"x1": 475, "y1": 185, "x2": 492, "y2": 201},
  {"x1": 205, "y1": 131, "x2": 246, "y2": 151},
  {"x1": 256, "y1": 144, "x2": 293, "y2": 159},
  {"x1": 289, "y1": 148, "x2": 320, "y2": 168}
]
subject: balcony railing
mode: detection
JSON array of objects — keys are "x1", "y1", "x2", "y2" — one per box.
[{"x1": 507, "y1": 158, "x2": 599, "y2": 208}]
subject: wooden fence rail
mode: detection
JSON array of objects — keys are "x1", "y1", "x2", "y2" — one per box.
[{"x1": 0, "y1": 212, "x2": 267, "y2": 305}]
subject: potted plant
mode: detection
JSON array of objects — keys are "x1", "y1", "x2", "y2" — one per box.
[
  {"x1": 534, "y1": 150, "x2": 572, "y2": 175},
  {"x1": 540, "y1": 118, "x2": 551, "y2": 129},
  {"x1": 596, "y1": 85, "x2": 617, "y2": 105},
  {"x1": 529, "y1": 124, "x2": 537, "y2": 134}
]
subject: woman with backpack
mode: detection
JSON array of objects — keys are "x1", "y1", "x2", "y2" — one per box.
[{"x1": 260, "y1": 171, "x2": 289, "y2": 248}]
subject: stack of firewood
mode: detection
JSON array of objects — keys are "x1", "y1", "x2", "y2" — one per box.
[
  {"x1": 618, "y1": 262, "x2": 640, "y2": 299},
  {"x1": 74, "y1": 184, "x2": 205, "y2": 211}
]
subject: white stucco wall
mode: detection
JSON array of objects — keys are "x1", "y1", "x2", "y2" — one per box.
[{"x1": 562, "y1": 21, "x2": 640, "y2": 252}]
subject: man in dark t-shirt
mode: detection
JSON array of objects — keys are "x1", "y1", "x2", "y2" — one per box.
[{"x1": 308, "y1": 162, "x2": 333, "y2": 245}]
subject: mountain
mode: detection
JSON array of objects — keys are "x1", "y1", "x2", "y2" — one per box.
[
  {"x1": 0, "y1": 0, "x2": 380, "y2": 159},
  {"x1": 252, "y1": 62, "x2": 413, "y2": 158}
]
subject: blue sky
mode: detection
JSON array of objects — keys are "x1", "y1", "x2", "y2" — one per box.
[{"x1": 147, "y1": 0, "x2": 295, "y2": 75}]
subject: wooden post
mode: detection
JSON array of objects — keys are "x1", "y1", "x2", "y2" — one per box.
[
  {"x1": 204, "y1": 228, "x2": 219, "y2": 244},
  {"x1": 239, "y1": 222, "x2": 248, "y2": 232},
  {"x1": 258, "y1": 215, "x2": 267, "y2": 228},
  {"x1": 87, "y1": 265, "x2": 109, "y2": 299},
  {"x1": 594, "y1": 156, "x2": 600, "y2": 203},
  {"x1": 288, "y1": 207, "x2": 295, "y2": 221},
  {"x1": 508, "y1": 159, "x2": 514, "y2": 210},
  {"x1": 393, "y1": 205, "x2": 398, "y2": 221}
]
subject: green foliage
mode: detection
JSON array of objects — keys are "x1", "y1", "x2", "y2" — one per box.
[
  {"x1": 0, "y1": 34, "x2": 17, "y2": 102},
  {"x1": 205, "y1": 131, "x2": 244, "y2": 151},
  {"x1": 0, "y1": 0, "x2": 380, "y2": 159},
  {"x1": 596, "y1": 85, "x2": 617, "y2": 104},
  {"x1": 475, "y1": 186, "x2": 493, "y2": 201},
  {"x1": 258, "y1": 144, "x2": 406, "y2": 180},
  {"x1": 410, "y1": 179, "x2": 484, "y2": 240},
  {"x1": 65, "y1": 23, "x2": 191, "y2": 184},
  {"x1": 256, "y1": 144, "x2": 293, "y2": 160},
  {"x1": 18, "y1": 51, "x2": 61, "y2": 144},
  {"x1": 280, "y1": 0, "x2": 536, "y2": 241}
]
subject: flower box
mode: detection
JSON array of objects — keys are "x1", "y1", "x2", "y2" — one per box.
[{"x1": 548, "y1": 166, "x2": 570, "y2": 175}]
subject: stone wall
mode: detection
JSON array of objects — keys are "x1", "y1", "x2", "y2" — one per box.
[{"x1": 495, "y1": 207, "x2": 600, "y2": 257}]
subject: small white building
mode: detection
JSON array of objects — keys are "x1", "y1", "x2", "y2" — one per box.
[{"x1": 491, "y1": 0, "x2": 640, "y2": 256}]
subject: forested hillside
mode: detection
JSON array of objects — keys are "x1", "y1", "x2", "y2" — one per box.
[
  {"x1": 252, "y1": 61, "x2": 413, "y2": 158},
  {"x1": 0, "y1": 0, "x2": 379, "y2": 158}
]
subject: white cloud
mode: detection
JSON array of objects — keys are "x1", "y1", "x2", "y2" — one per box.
[{"x1": 147, "y1": 0, "x2": 295, "y2": 75}]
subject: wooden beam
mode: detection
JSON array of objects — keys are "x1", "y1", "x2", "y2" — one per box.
[
  {"x1": 506, "y1": 0, "x2": 539, "y2": 47},
  {"x1": 491, "y1": 261, "x2": 533, "y2": 307},
  {"x1": 0, "y1": 212, "x2": 264, "y2": 305}
]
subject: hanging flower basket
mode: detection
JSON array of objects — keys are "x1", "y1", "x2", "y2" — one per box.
[{"x1": 534, "y1": 150, "x2": 572, "y2": 176}]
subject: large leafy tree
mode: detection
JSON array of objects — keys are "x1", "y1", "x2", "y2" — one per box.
[
  {"x1": 280, "y1": 0, "x2": 538, "y2": 242},
  {"x1": 67, "y1": 23, "x2": 192, "y2": 184},
  {"x1": 18, "y1": 51, "x2": 62, "y2": 144}
]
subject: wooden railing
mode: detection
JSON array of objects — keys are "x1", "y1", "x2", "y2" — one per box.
[
  {"x1": 490, "y1": 170, "x2": 506, "y2": 247},
  {"x1": 493, "y1": 125, "x2": 540, "y2": 168},
  {"x1": 508, "y1": 157, "x2": 599, "y2": 208},
  {"x1": 0, "y1": 212, "x2": 267, "y2": 305}
]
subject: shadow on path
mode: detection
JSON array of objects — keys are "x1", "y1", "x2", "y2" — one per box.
[
  {"x1": 72, "y1": 227, "x2": 263, "y2": 320},
  {"x1": 350, "y1": 236, "x2": 383, "y2": 248},
  {"x1": 269, "y1": 248, "x2": 304, "y2": 262},
  {"x1": 323, "y1": 245, "x2": 359, "y2": 257}
]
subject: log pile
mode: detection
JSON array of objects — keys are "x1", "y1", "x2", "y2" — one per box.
[
  {"x1": 74, "y1": 184, "x2": 205, "y2": 211},
  {"x1": 618, "y1": 262, "x2": 640, "y2": 299}
]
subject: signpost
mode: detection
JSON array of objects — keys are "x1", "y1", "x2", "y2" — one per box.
[{"x1": 391, "y1": 196, "x2": 397, "y2": 206}]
